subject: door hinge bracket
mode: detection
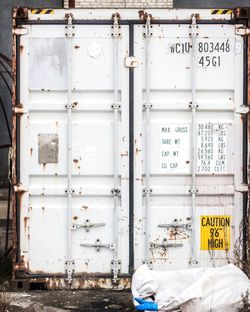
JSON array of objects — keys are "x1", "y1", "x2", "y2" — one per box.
[
  {"x1": 65, "y1": 260, "x2": 75, "y2": 281},
  {"x1": 124, "y1": 56, "x2": 139, "y2": 68},
  {"x1": 111, "y1": 102, "x2": 121, "y2": 110},
  {"x1": 143, "y1": 14, "x2": 153, "y2": 38},
  {"x1": 189, "y1": 188, "x2": 198, "y2": 194},
  {"x1": 235, "y1": 25, "x2": 250, "y2": 36},
  {"x1": 111, "y1": 260, "x2": 121, "y2": 281},
  {"x1": 111, "y1": 188, "x2": 121, "y2": 196},
  {"x1": 235, "y1": 184, "x2": 248, "y2": 193},
  {"x1": 112, "y1": 13, "x2": 121, "y2": 38},
  {"x1": 13, "y1": 105, "x2": 28, "y2": 115},
  {"x1": 142, "y1": 260, "x2": 153, "y2": 269},
  {"x1": 14, "y1": 183, "x2": 28, "y2": 193},
  {"x1": 235, "y1": 105, "x2": 249, "y2": 114},
  {"x1": 65, "y1": 104, "x2": 74, "y2": 110},
  {"x1": 143, "y1": 187, "x2": 153, "y2": 195},
  {"x1": 189, "y1": 14, "x2": 199, "y2": 37},
  {"x1": 189, "y1": 258, "x2": 199, "y2": 265},
  {"x1": 13, "y1": 27, "x2": 28, "y2": 36},
  {"x1": 65, "y1": 13, "x2": 74, "y2": 37},
  {"x1": 143, "y1": 103, "x2": 153, "y2": 109},
  {"x1": 189, "y1": 102, "x2": 198, "y2": 109},
  {"x1": 65, "y1": 188, "x2": 75, "y2": 194}
]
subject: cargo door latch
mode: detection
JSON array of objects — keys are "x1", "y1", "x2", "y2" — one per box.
[
  {"x1": 150, "y1": 239, "x2": 183, "y2": 250},
  {"x1": 158, "y1": 219, "x2": 192, "y2": 230},
  {"x1": 72, "y1": 219, "x2": 105, "y2": 232},
  {"x1": 80, "y1": 239, "x2": 115, "y2": 252}
]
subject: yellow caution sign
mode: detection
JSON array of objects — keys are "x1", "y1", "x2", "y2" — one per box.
[
  {"x1": 211, "y1": 9, "x2": 233, "y2": 15},
  {"x1": 200, "y1": 215, "x2": 231, "y2": 250},
  {"x1": 31, "y1": 9, "x2": 54, "y2": 14}
]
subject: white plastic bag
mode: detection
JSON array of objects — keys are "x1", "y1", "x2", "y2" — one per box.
[{"x1": 132, "y1": 264, "x2": 249, "y2": 312}]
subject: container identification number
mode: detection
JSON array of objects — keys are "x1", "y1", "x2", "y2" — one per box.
[{"x1": 169, "y1": 40, "x2": 231, "y2": 67}]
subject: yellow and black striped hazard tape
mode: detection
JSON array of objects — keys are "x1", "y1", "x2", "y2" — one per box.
[
  {"x1": 211, "y1": 9, "x2": 233, "y2": 15},
  {"x1": 31, "y1": 9, "x2": 54, "y2": 14}
]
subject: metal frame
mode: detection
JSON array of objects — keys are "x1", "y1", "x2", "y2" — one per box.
[
  {"x1": 12, "y1": 8, "x2": 249, "y2": 284},
  {"x1": 17, "y1": 19, "x2": 235, "y2": 26},
  {"x1": 129, "y1": 24, "x2": 135, "y2": 275}
]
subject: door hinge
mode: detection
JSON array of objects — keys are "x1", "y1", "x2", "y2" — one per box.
[
  {"x1": 14, "y1": 183, "x2": 28, "y2": 193},
  {"x1": 65, "y1": 260, "x2": 75, "y2": 281},
  {"x1": 13, "y1": 105, "x2": 28, "y2": 115},
  {"x1": 235, "y1": 105, "x2": 249, "y2": 114},
  {"x1": 235, "y1": 25, "x2": 250, "y2": 36},
  {"x1": 65, "y1": 13, "x2": 74, "y2": 37},
  {"x1": 143, "y1": 14, "x2": 152, "y2": 38},
  {"x1": 13, "y1": 27, "x2": 28, "y2": 36},
  {"x1": 112, "y1": 13, "x2": 121, "y2": 38},
  {"x1": 235, "y1": 184, "x2": 248, "y2": 193},
  {"x1": 189, "y1": 14, "x2": 199, "y2": 38},
  {"x1": 124, "y1": 56, "x2": 139, "y2": 68},
  {"x1": 111, "y1": 260, "x2": 121, "y2": 282}
]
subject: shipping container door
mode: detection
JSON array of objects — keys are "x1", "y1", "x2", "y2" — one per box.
[
  {"x1": 19, "y1": 23, "x2": 130, "y2": 276},
  {"x1": 134, "y1": 21, "x2": 245, "y2": 270}
]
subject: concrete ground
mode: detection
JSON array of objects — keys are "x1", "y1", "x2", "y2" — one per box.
[{"x1": 0, "y1": 290, "x2": 134, "y2": 312}]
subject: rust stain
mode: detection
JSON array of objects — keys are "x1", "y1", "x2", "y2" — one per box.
[
  {"x1": 12, "y1": 8, "x2": 18, "y2": 271},
  {"x1": 24, "y1": 217, "x2": 29, "y2": 232},
  {"x1": 46, "y1": 277, "x2": 130, "y2": 290},
  {"x1": 73, "y1": 216, "x2": 78, "y2": 220},
  {"x1": 73, "y1": 159, "x2": 78, "y2": 163},
  {"x1": 138, "y1": 10, "x2": 152, "y2": 21},
  {"x1": 42, "y1": 163, "x2": 46, "y2": 170},
  {"x1": 30, "y1": 148, "x2": 33, "y2": 156},
  {"x1": 121, "y1": 151, "x2": 128, "y2": 157},
  {"x1": 135, "y1": 147, "x2": 142, "y2": 154},
  {"x1": 20, "y1": 45, "x2": 24, "y2": 53},
  {"x1": 74, "y1": 45, "x2": 80, "y2": 49}
]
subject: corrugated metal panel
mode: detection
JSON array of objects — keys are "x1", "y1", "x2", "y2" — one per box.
[{"x1": 13, "y1": 8, "x2": 248, "y2": 287}]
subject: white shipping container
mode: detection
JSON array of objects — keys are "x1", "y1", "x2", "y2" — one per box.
[{"x1": 12, "y1": 8, "x2": 249, "y2": 289}]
